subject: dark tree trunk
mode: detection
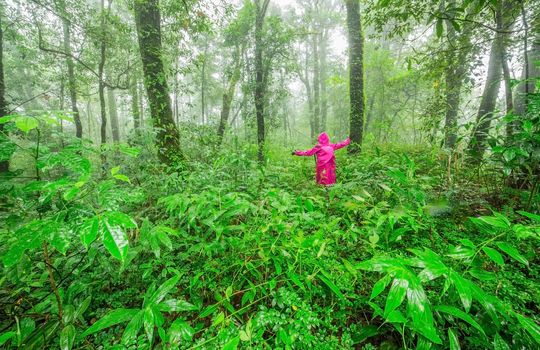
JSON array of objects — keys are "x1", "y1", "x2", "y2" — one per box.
[
  {"x1": 254, "y1": 0, "x2": 270, "y2": 163},
  {"x1": 58, "y1": 0, "x2": 82, "y2": 138},
  {"x1": 130, "y1": 74, "x2": 140, "y2": 128},
  {"x1": 346, "y1": 0, "x2": 365, "y2": 153},
  {"x1": 0, "y1": 9, "x2": 9, "y2": 172},
  {"x1": 443, "y1": 2, "x2": 470, "y2": 149},
  {"x1": 134, "y1": 0, "x2": 182, "y2": 164},
  {"x1": 98, "y1": 0, "x2": 107, "y2": 144},
  {"x1": 107, "y1": 87, "x2": 120, "y2": 142}
]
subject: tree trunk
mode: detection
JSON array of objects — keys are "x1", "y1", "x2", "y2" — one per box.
[
  {"x1": 319, "y1": 30, "x2": 329, "y2": 132},
  {"x1": 0, "y1": 8, "x2": 9, "y2": 172},
  {"x1": 217, "y1": 46, "x2": 242, "y2": 144},
  {"x1": 107, "y1": 87, "x2": 120, "y2": 142},
  {"x1": 346, "y1": 0, "x2": 365, "y2": 153},
  {"x1": 514, "y1": 6, "x2": 540, "y2": 118},
  {"x1": 130, "y1": 74, "x2": 140, "y2": 129},
  {"x1": 501, "y1": 45, "x2": 514, "y2": 139},
  {"x1": 201, "y1": 38, "x2": 208, "y2": 125},
  {"x1": 58, "y1": 0, "x2": 82, "y2": 138},
  {"x1": 312, "y1": 32, "x2": 320, "y2": 135},
  {"x1": 468, "y1": 1, "x2": 515, "y2": 159},
  {"x1": 134, "y1": 0, "x2": 182, "y2": 164},
  {"x1": 254, "y1": 0, "x2": 270, "y2": 163},
  {"x1": 443, "y1": 1, "x2": 470, "y2": 149},
  {"x1": 98, "y1": 0, "x2": 107, "y2": 144}
]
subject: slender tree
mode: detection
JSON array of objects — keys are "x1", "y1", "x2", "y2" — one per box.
[
  {"x1": 0, "y1": 6, "x2": 8, "y2": 172},
  {"x1": 254, "y1": 0, "x2": 270, "y2": 162},
  {"x1": 107, "y1": 87, "x2": 120, "y2": 142},
  {"x1": 468, "y1": 0, "x2": 516, "y2": 159},
  {"x1": 217, "y1": 45, "x2": 243, "y2": 144},
  {"x1": 345, "y1": 0, "x2": 365, "y2": 153},
  {"x1": 98, "y1": 0, "x2": 108, "y2": 144},
  {"x1": 134, "y1": 0, "x2": 181, "y2": 164},
  {"x1": 58, "y1": 0, "x2": 82, "y2": 138},
  {"x1": 130, "y1": 73, "x2": 141, "y2": 129}
]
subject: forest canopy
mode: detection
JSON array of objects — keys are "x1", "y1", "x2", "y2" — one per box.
[{"x1": 0, "y1": 0, "x2": 539, "y2": 349}]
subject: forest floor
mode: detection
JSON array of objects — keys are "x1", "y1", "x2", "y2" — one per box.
[{"x1": 2, "y1": 143, "x2": 540, "y2": 349}]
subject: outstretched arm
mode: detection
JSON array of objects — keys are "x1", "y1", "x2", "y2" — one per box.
[
  {"x1": 332, "y1": 138, "x2": 350, "y2": 150},
  {"x1": 294, "y1": 146, "x2": 319, "y2": 156}
]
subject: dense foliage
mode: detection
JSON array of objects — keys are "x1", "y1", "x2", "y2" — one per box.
[{"x1": 1, "y1": 0, "x2": 539, "y2": 349}]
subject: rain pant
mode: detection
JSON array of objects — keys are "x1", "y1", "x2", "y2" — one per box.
[{"x1": 294, "y1": 132, "x2": 350, "y2": 186}]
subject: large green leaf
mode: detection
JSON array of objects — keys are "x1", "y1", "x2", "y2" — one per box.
[
  {"x1": 0, "y1": 331, "x2": 15, "y2": 346},
  {"x1": 370, "y1": 274, "x2": 391, "y2": 300},
  {"x1": 383, "y1": 277, "x2": 408, "y2": 317},
  {"x1": 449, "y1": 272, "x2": 472, "y2": 312},
  {"x1": 121, "y1": 310, "x2": 144, "y2": 345},
  {"x1": 494, "y1": 333, "x2": 511, "y2": 350},
  {"x1": 60, "y1": 325, "x2": 76, "y2": 350},
  {"x1": 496, "y1": 242, "x2": 528, "y2": 266},
  {"x1": 82, "y1": 309, "x2": 139, "y2": 337},
  {"x1": 448, "y1": 328, "x2": 460, "y2": 350},
  {"x1": 482, "y1": 247, "x2": 504, "y2": 266},
  {"x1": 103, "y1": 222, "x2": 129, "y2": 262},
  {"x1": 222, "y1": 336, "x2": 240, "y2": 350},
  {"x1": 143, "y1": 307, "x2": 154, "y2": 342},
  {"x1": 434, "y1": 305, "x2": 485, "y2": 336},
  {"x1": 147, "y1": 274, "x2": 180, "y2": 306},
  {"x1": 168, "y1": 319, "x2": 194, "y2": 345},
  {"x1": 15, "y1": 116, "x2": 39, "y2": 133},
  {"x1": 406, "y1": 275, "x2": 441, "y2": 344},
  {"x1": 515, "y1": 313, "x2": 540, "y2": 345}
]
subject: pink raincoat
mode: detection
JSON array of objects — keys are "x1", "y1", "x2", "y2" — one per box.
[{"x1": 294, "y1": 132, "x2": 350, "y2": 186}]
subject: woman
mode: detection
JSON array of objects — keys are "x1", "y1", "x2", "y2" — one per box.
[{"x1": 292, "y1": 132, "x2": 350, "y2": 186}]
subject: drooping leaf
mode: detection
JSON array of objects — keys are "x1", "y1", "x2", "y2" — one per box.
[
  {"x1": 482, "y1": 247, "x2": 505, "y2": 266},
  {"x1": 496, "y1": 242, "x2": 528, "y2": 266},
  {"x1": 82, "y1": 309, "x2": 139, "y2": 337},
  {"x1": 448, "y1": 328, "x2": 460, "y2": 350},
  {"x1": 168, "y1": 319, "x2": 194, "y2": 345},
  {"x1": 121, "y1": 310, "x2": 144, "y2": 345},
  {"x1": 434, "y1": 305, "x2": 485, "y2": 336},
  {"x1": 143, "y1": 307, "x2": 154, "y2": 342},
  {"x1": 515, "y1": 313, "x2": 540, "y2": 345},
  {"x1": 147, "y1": 274, "x2": 180, "y2": 306},
  {"x1": 318, "y1": 274, "x2": 345, "y2": 300},
  {"x1": 383, "y1": 277, "x2": 408, "y2": 317},
  {"x1": 494, "y1": 333, "x2": 511, "y2": 350},
  {"x1": 222, "y1": 336, "x2": 240, "y2": 350},
  {"x1": 370, "y1": 274, "x2": 391, "y2": 300}
]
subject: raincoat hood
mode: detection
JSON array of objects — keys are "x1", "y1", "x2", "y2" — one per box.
[{"x1": 318, "y1": 132, "x2": 330, "y2": 145}]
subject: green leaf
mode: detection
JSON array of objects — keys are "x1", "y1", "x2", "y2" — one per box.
[
  {"x1": 383, "y1": 277, "x2": 408, "y2": 317},
  {"x1": 147, "y1": 274, "x2": 180, "y2": 306},
  {"x1": 81, "y1": 217, "x2": 99, "y2": 248},
  {"x1": 0, "y1": 331, "x2": 15, "y2": 346},
  {"x1": 448, "y1": 328, "x2": 460, "y2": 350},
  {"x1": 494, "y1": 333, "x2": 511, "y2": 350},
  {"x1": 496, "y1": 242, "x2": 528, "y2": 266},
  {"x1": 15, "y1": 116, "x2": 39, "y2": 133},
  {"x1": 212, "y1": 311, "x2": 225, "y2": 327},
  {"x1": 158, "y1": 299, "x2": 198, "y2": 312},
  {"x1": 477, "y1": 215, "x2": 510, "y2": 229},
  {"x1": 121, "y1": 310, "x2": 144, "y2": 345},
  {"x1": 318, "y1": 274, "x2": 345, "y2": 301},
  {"x1": 222, "y1": 336, "x2": 240, "y2": 350},
  {"x1": 436, "y1": 18, "x2": 444, "y2": 37},
  {"x1": 103, "y1": 222, "x2": 129, "y2": 261},
  {"x1": 518, "y1": 210, "x2": 540, "y2": 222},
  {"x1": 434, "y1": 305, "x2": 485, "y2": 336},
  {"x1": 82, "y1": 309, "x2": 139, "y2": 337},
  {"x1": 449, "y1": 272, "x2": 473, "y2": 312},
  {"x1": 143, "y1": 307, "x2": 154, "y2": 342},
  {"x1": 60, "y1": 325, "x2": 76, "y2": 350},
  {"x1": 370, "y1": 274, "x2": 391, "y2": 300},
  {"x1": 113, "y1": 174, "x2": 131, "y2": 183},
  {"x1": 482, "y1": 247, "x2": 505, "y2": 266},
  {"x1": 168, "y1": 319, "x2": 194, "y2": 345},
  {"x1": 515, "y1": 313, "x2": 540, "y2": 345}
]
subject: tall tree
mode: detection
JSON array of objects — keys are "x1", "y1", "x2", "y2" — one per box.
[
  {"x1": 254, "y1": 0, "x2": 270, "y2": 162},
  {"x1": 468, "y1": 1, "x2": 516, "y2": 159},
  {"x1": 217, "y1": 45, "x2": 243, "y2": 144},
  {"x1": 130, "y1": 73, "x2": 141, "y2": 129},
  {"x1": 98, "y1": 0, "x2": 108, "y2": 144},
  {"x1": 345, "y1": 0, "x2": 365, "y2": 153},
  {"x1": 58, "y1": 0, "x2": 82, "y2": 138},
  {"x1": 442, "y1": 0, "x2": 471, "y2": 149},
  {"x1": 0, "y1": 6, "x2": 8, "y2": 173},
  {"x1": 134, "y1": 0, "x2": 181, "y2": 164},
  {"x1": 311, "y1": 30, "x2": 320, "y2": 134},
  {"x1": 107, "y1": 87, "x2": 120, "y2": 142}
]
